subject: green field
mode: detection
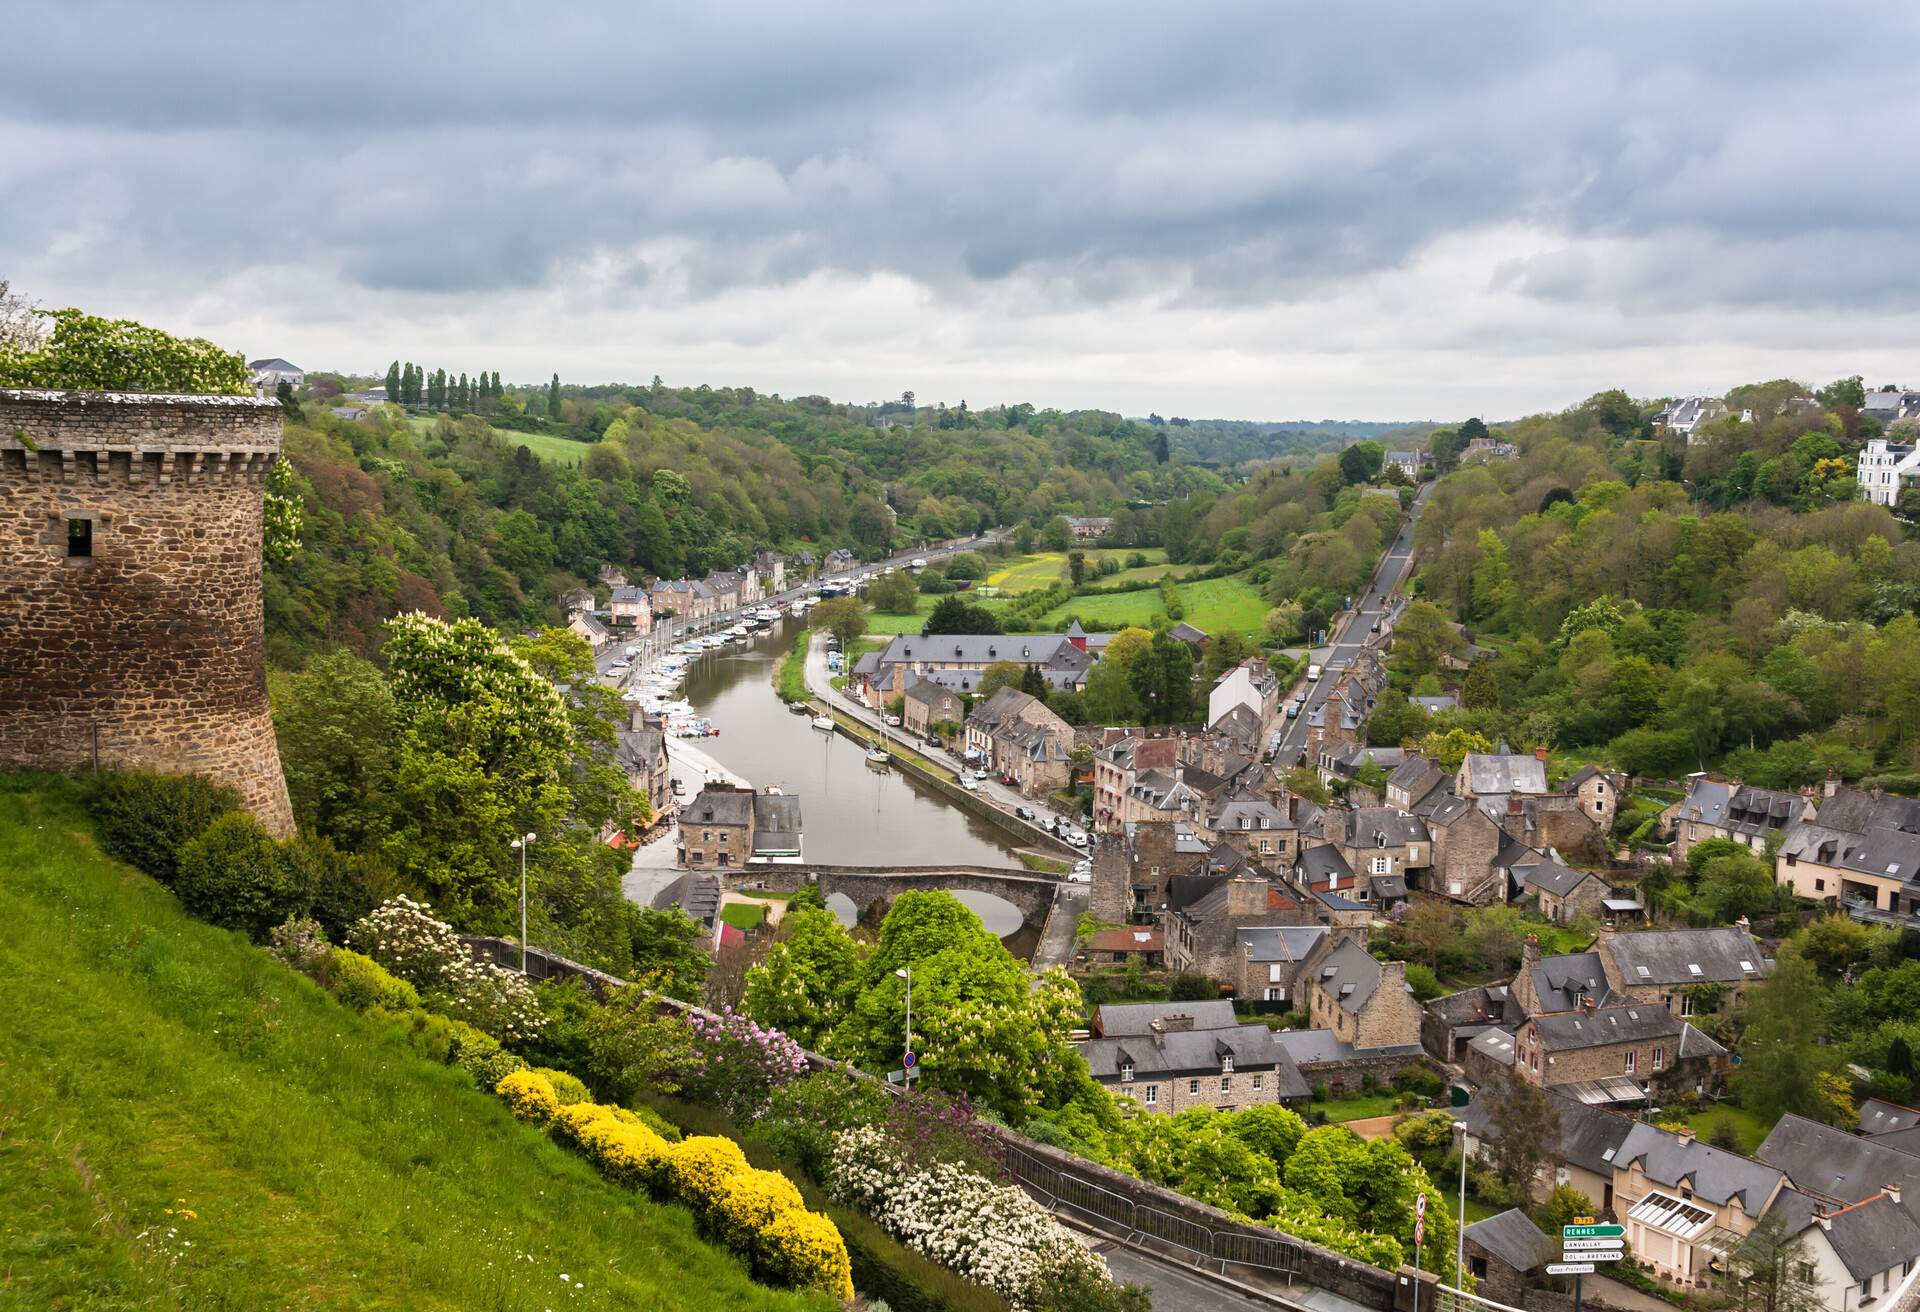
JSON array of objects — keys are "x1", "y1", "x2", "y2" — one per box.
[
  {"x1": 1308, "y1": 1093, "x2": 1403, "y2": 1123},
  {"x1": 1685, "y1": 1104, "x2": 1773, "y2": 1154},
  {"x1": 1039, "y1": 573, "x2": 1269, "y2": 636},
  {"x1": 0, "y1": 775, "x2": 829, "y2": 1312},
  {"x1": 985, "y1": 549, "x2": 1162, "y2": 595},
  {"x1": 408, "y1": 415, "x2": 593, "y2": 465}
]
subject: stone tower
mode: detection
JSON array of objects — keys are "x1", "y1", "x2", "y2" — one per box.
[{"x1": 0, "y1": 389, "x2": 294, "y2": 835}]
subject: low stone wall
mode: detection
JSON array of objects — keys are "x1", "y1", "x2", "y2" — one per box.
[
  {"x1": 1294, "y1": 1048, "x2": 1430, "y2": 1100},
  {"x1": 465, "y1": 936, "x2": 1430, "y2": 1310},
  {"x1": 735, "y1": 862, "x2": 1063, "y2": 925}
]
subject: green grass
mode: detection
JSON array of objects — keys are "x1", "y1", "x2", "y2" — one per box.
[
  {"x1": 0, "y1": 774, "x2": 831, "y2": 1312},
  {"x1": 408, "y1": 415, "x2": 593, "y2": 465},
  {"x1": 774, "y1": 625, "x2": 811, "y2": 703},
  {"x1": 1039, "y1": 572, "x2": 1270, "y2": 637},
  {"x1": 985, "y1": 549, "x2": 1159, "y2": 595},
  {"x1": 1309, "y1": 1093, "x2": 1404, "y2": 1123},
  {"x1": 1684, "y1": 1104, "x2": 1773, "y2": 1155},
  {"x1": 720, "y1": 902, "x2": 769, "y2": 930},
  {"x1": 1017, "y1": 853, "x2": 1070, "y2": 875}
]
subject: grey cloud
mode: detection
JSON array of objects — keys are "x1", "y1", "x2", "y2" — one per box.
[{"x1": 5, "y1": 0, "x2": 1920, "y2": 332}]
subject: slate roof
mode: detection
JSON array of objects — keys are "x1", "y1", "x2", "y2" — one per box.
[
  {"x1": 1859, "y1": 1098, "x2": 1920, "y2": 1137},
  {"x1": 1677, "y1": 777, "x2": 1810, "y2": 840},
  {"x1": 1462, "y1": 753, "x2": 1548, "y2": 796},
  {"x1": 617, "y1": 728, "x2": 666, "y2": 775},
  {"x1": 654, "y1": 871, "x2": 722, "y2": 923},
  {"x1": 1615, "y1": 1122, "x2": 1786, "y2": 1219},
  {"x1": 687, "y1": 787, "x2": 753, "y2": 827},
  {"x1": 881, "y1": 633, "x2": 1086, "y2": 670},
  {"x1": 1095, "y1": 1000, "x2": 1239, "y2": 1037},
  {"x1": 1276, "y1": 1028, "x2": 1424, "y2": 1064},
  {"x1": 1210, "y1": 793, "x2": 1294, "y2": 833},
  {"x1": 1602, "y1": 926, "x2": 1769, "y2": 988},
  {"x1": 1677, "y1": 1023, "x2": 1727, "y2": 1060},
  {"x1": 1461, "y1": 1090, "x2": 1634, "y2": 1178},
  {"x1": 1528, "y1": 1003, "x2": 1681, "y2": 1052},
  {"x1": 1296, "y1": 843, "x2": 1357, "y2": 886},
  {"x1": 1168, "y1": 622, "x2": 1209, "y2": 645},
  {"x1": 1527, "y1": 952, "x2": 1614, "y2": 1014},
  {"x1": 1306, "y1": 938, "x2": 1389, "y2": 1015},
  {"x1": 1098, "y1": 736, "x2": 1180, "y2": 772},
  {"x1": 1803, "y1": 1192, "x2": 1920, "y2": 1282},
  {"x1": 1411, "y1": 695, "x2": 1458, "y2": 714},
  {"x1": 1464, "y1": 1209, "x2": 1551, "y2": 1273},
  {"x1": 1756, "y1": 1113, "x2": 1920, "y2": 1210},
  {"x1": 609, "y1": 585, "x2": 648, "y2": 604},
  {"x1": 1237, "y1": 925, "x2": 1329, "y2": 963},
  {"x1": 902, "y1": 675, "x2": 962, "y2": 709},
  {"x1": 1348, "y1": 807, "x2": 1430, "y2": 848},
  {"x1": 1468, "y1": 1027, "x2": 1517, "y2": 1068},
  {"x1": 1519, "y1": 856, "x2": 1604, "y2": 898},
  {"x1": 1387, "y1": 756, "x2": 1449, "y2": 806},
  {"x1": 248, "y1": 357, "x2": 301, "y2": 371},
  {"x1": 1781, "y1": 821, "x2": 1920, "y2": 884},
  {"x1": 1083, "y1": 1026, "x2": 1310, "y2": 1096},
  {"x1": 751, "y1": 794, "x2": 804, "y2": 852}
]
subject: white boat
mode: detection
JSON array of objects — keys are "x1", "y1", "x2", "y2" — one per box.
[
  {"x1": 755, "y1": 607, "x2": 780, "y2": 623},
  {"x1": 811, "y1": 714, "x2": 835, "y2": 732},
  {"x1": 864, "y1": 746, "x2": 890, "y2": 765},
  {"x1": 789, "y1": 601, "x2": 807, "y2": 617}
]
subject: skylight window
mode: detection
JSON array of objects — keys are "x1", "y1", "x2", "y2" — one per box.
[
  {"x1": 1687, "y1": 964, "x2": 1702, "y2": 976},
  {"x1": 1636, "y1": 965, "x2": 1651, "y2": 979},
  {"x1": 1740, "y1": 960, "x2": 1754, "y2": 972}
]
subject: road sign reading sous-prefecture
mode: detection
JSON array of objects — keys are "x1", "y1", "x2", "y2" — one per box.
[
  {"x1": 1547, "y1": 1262, "x2": 1596, "y2": 1276},
  {"x1": 1562, "y1": 1223, "x2": 1624, "y2": 1238}
]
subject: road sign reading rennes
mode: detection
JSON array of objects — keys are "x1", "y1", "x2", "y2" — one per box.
[{"x1": 1562, "y1": 1223, "x2": 1624, "y2": 1238}]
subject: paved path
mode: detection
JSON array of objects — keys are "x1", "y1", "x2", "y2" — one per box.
[
  {"x1": 1031, "y1": 883, "x2": 1087, "y2": 972},
  {"x1": 1583, "y1": 1273, "x2": 1673, "y2": 1312}
]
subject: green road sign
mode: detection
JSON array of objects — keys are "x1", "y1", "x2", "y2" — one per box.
[{"x1": 1562, "y1": 1223, "x2": 1624, "y2": 1238}]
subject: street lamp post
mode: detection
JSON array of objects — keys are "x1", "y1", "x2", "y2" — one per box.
[
  {"x1": 510, "y1": 832, "x2": 536, "y2": 972},
  {"x1": 895, "y1": 966, "x2": 912, "y2": 1072},
  {"x1": 1453, "y1": 1120, "x2": 1469, "y2": 1295}
]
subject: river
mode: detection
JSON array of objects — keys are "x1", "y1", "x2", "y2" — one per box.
[{"x1": 672, "y1": 618, "x2": 1035, "y2": 949}]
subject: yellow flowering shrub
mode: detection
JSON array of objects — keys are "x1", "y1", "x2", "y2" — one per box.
[
  {"x1": 534, "y1": 1066, "x2": 589, "y2": 1105},
  {"x1": 665, "y1": 1136, "x2": 750, "y2": 1218},
  {"x1": 757, "y1": 1207, "x2": 855, "y2": 1300},
  {"x1": 495, "y1": 1069, "x2": 561, "y2": 1125},
  {"x1": 549, "y1": 1101, "x2": 616, "y2": 1147},
  {"x1": 578, "y1": 1116, "x2": 671, "y2": 1190},
  {"x1": 711, "y1": 1167, "x2": 806, "y2": 1252}
]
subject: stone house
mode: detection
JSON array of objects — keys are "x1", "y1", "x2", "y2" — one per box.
[
  {"x1": 966, "y1": 686, "x2": 1075, "y2": 798},
  {"x1": 1079, "y1": 1001, "x2": 1310, "y2": 1114},
  {"x1": 702, "y1": 570, "x2": 743, "y2": 612},
  {"x1": 1202, "y1": 792, "x2": 1299, "y2": 865},
  {"x1": 1512, "y1": 997, "x2": 1700, "y2": 1101},
  {"x1": 824, "y1": 548, "x2": 856, "y2": 573},
  {"x1": 568, "y1": 607, "x2": 616, "y2": 651},
  {"x1": 1235, "y1": 925, "x2": 1332, "y2": 1004},
  {"x1": 1457, "y1": 749, "x2": 1550, "y2": 808},
  {"x1": 617, "y1": 718, "x2": 671, "y2": 821},
  {"x1": 1066, "y1": 515, "x2": 1113, "y2": 539},
  {"x1": 1317, "y1": 744, "x2": 1405, "y2": 801},
  {"x1": 1596, "y1": 923, "x2": 1770, "y2": 1020},
  {"x1": 1163, "y1": 873, "x2": 1310, "y2": 981},
  {"x1": 609, "y1": 584, "x2": 652, "y2": 630},
  {"x1": 1775, "y1": 786, "x2": 1920, "y2": 919},
  {"x1": 1612, "y1": 1123, "x2": 1786, "y2": 1291},
  {"x1": 1422, "y1": 984, "x2": 1520, "y2": 1063},
  {"x1": 871, "y1": 633, "x2": 1093, "y2": 701},
  {"x1": 1516, "y1": 852, "x2": 1611, "y2": 924},
  {"x1": 750, "y1": 792, "x2": 804, "y2": 863},
  {"x1": 1668, "y1": 775, "x2": 1813, "y2": 862},
  {"x1": 1085, "y1": 925, "x2": 1164, "y2": 968},
  {"x1": 1093, "y1": 734, "x2": 1181, "y2": 834},
  {"x1": 900, "y1": 675, "x2": 964, "y2": 737},
  {"x1": 1425, "y1": 795, "x2": 1508, "y2": 904},
  {"x1": 1294, "y1": 842, "x2": 1370, "y2": 906},
  {"x1": 680, "y1": 784, "x2": 754, "y2": 867},
  {"x1": 752, "y1": 550, "x2": 786, "y2": 595},
  {"x1": 648, "y1": 577, "x2": 707, "y2": 623},
  {"x1": 1461, "y1": 1210, "x2": 1550, "y2": 1307},
  {"x1": 1209, "y1": 703, "x2": 1264, "y2": 759},
  {"x1": 1330, "y1": 806, "x2": 1430, "y2": 906},
  {"x1": 1299, "y1": 937, "x2": 1424, "y2": 1050},
  {"x1": 1561, "y1": 764, "x2": 1619, "y2": 833},
  {"x1": 1089, "y1": 818, "x2": 1205, "y2": 923}
]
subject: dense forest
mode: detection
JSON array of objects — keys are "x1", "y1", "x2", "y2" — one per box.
[
  {"x1": 1157, "y1": 417, "x2": 1435, "y2": 469},
  {"x1": 1388, "y1": 385, "x2": 1920, "y2": 790}
]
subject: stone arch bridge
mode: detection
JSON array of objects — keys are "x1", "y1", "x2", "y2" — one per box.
[{"x1": 735, "y1": 864, "x2": 1063, "y2": 927}]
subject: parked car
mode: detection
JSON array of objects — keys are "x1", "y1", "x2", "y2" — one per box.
[
  {"x1": 1286, "y1": 703, "x2": 1299, "y2": 719},
  {"x1": 885, "y1": 714, "x2": 902, "y2": 727},
  {"x1": 1064, "y1": 828, "x2": 1089, "y2": 849},
  {"x1": 1014, "y1": 805, "x2": 1036, "y2": 821},
  {"x1": 1306, "y1": 663, "x2": 1322, "y2": 681},
  {"x1": 960, "y1": 775, "x2": 980, "y2": 791},
  {"x1": 927, "y1": 734, "x2": 945, "y2": 749},
  {"x1": 1066, "y1": 868, "x2": 1092, "y2": 885},
  {"x1": 970, "y1": 766, "x2": 990, "y2": 782}
]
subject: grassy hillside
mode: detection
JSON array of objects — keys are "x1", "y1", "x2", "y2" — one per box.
[
  {"x1": 1042, "y1": 573, "x2": 1269, "y2": 635},
  {"x1": 406, "y1": 413, "x2": 592, "y2": 465},
  {"x1": 0, "y1": 774, "x2": 832, "y2": 1312}
]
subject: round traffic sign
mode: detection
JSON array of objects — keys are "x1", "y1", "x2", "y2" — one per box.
[{"x1": 903, "y1": 1051, "x2": 917, "y2": 1069}]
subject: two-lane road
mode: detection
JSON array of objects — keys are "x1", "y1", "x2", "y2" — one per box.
[{"x1": 1272, "y1": 482, "x2": 1431, "y2": 761}]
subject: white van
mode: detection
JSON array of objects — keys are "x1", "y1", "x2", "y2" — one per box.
[{"x1": 1306, "y1": 664, "x2": 1322, "y2": 682}]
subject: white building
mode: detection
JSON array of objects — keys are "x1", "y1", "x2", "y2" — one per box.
[
  {"x1": 248, "y1": 358, "x2": 304, "y2": 392},
  {"x1": 1858, "y1": 438, "x2": 1920, "y2": 507},
  {"x1": 1207, "y1": 658, "x2": 1280, "y2": 729}
]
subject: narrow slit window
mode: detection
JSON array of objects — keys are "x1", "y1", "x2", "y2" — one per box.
[{"x1": 67, "y1": 518, "x2": 92, "y2": 557}]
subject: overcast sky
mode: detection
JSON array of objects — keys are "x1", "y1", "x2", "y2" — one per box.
[{"x1": 5, "y1": 1, "x2": 1915, "y2": 421}]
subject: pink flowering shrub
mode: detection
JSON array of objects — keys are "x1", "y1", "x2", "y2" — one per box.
[{"x1": 680, "y1": 1007, "x2": 811, "y2": 1120}]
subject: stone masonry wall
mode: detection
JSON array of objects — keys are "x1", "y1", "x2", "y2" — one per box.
[{"x1": 0, "y1": 390, "x2": 293, "y2": 834}]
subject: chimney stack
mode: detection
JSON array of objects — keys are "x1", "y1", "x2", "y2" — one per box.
[
  {"x1": 1581, "y1": 993, "x2": 1596, "y2": 1016},
  {"x1": 1534, "y1": 744, "x2": 1550, "y2": 763},
  {"x1": 1825, "y1": 768, "x2": 1840, "y2": 799},
  {"x1": 1888, "y1": 1185, "x2": 1903, "y2": 1207},
  {"x1": 1677, "y1": 1125, "x2": 1696, "y2": 1144},
  {"x1": 1735, "y1": 915, "x2": 1751, "y2": 933},
  {"x1": 1523, "y1": 934, "x2": 1542, "y2": 970},
  {"x1": 1160, "y1": 1012, "x2": 1194, "y2": 1033}
]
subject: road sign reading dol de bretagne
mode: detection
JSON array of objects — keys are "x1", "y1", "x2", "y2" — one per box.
[{"x1": 1562, "y1": 1223, "x2": 1623, "y2": 1239}]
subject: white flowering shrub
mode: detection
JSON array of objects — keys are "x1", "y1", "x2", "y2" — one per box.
[
  {"x1": 829, "y1": 1126, "x2": 1109, "y2": 1310},
  {"x1": 347, "y1": 896, "x2": 544, "y2": 1042}
]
